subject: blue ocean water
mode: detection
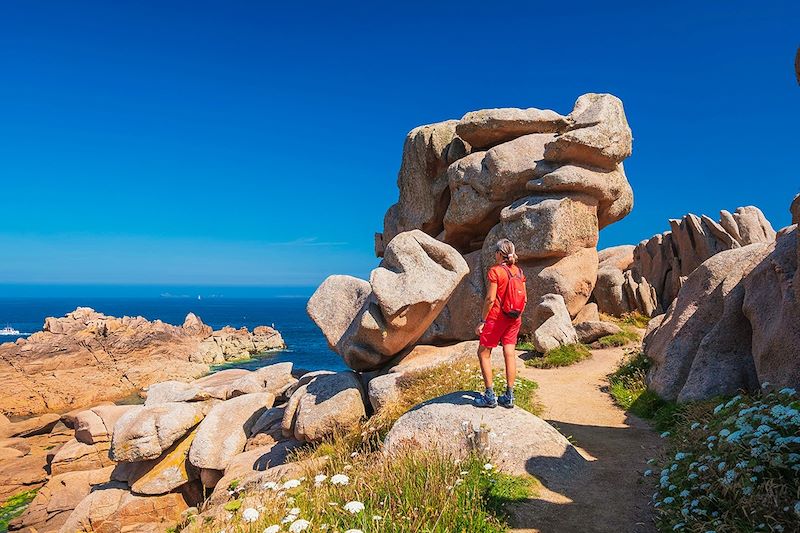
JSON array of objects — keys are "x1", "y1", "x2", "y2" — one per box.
[{"x1": 0, "y1": 296, "x2": 346, "y2": 372}]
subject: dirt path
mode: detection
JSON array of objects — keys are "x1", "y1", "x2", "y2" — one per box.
[{"x1": 503, "y1": 345, "x2": 661, "y2": 533}]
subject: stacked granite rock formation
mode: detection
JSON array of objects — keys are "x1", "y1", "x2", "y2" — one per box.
[
  {"x1": 310, "y1": 93, "x2": 635, "y2": 364},
  {"x1": 0, "y1": 309, "x2": 285, "y2": 416},
  {"x1": 643, "y1": 195, "x2": 799, "y2": 402},
  {"x1": 593, "y1": 206, "x2": 776, "y2": 317}
]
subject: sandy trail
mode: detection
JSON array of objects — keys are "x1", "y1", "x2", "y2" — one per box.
[{"x1": 500, "y1": 345, "x2": 661, "y2": 533}]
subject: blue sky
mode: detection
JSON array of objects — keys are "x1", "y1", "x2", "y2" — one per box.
[{"x1": 1, "y1": 1, "x2": 798, "y2": 292}]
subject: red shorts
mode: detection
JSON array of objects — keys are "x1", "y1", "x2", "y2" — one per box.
[{"x1": 479, "y1": 314, "x2": 522, "y2": 348}]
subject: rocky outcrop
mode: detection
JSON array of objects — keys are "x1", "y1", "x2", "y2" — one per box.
[
  {"x1": 188, "y1": 392, "x2": 273, "y2": 470},
  {"x1": 366, "y1": 93, "x2": 634, "y2": 351},
  {"x1": 384, "y1": 392, "x2": 584, "y2": 487},
  {"x1": 594, "y1": 206, "x2": 776, "y2": 317},
  {"x1": 531, "y1": 294, "x2": 579, "y2": 353},
  {"x1": 0, "y1": 308, "x2": 285, "y2": 416},
  {"x1": 9, "y1": 466, "x2": 115, "y2": 532},
  {"x1": 281, "y1": 371, "x2": 366, "y2": 442},
  {"x1": 110, "y1": 401, "x2": 214, "y2": 462},
  {"x1": 644, "y1": 198, "x2": 799, "y2": 402},
  {"x1": 309, "y1": 230, "x2": 469, "y2": 371},
  {"x1": 574, "y1": 321, "x2": 622, "y2": 344}
]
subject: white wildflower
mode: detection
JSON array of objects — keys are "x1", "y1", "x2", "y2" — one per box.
[
  {"x1": 344, "y1": 501, "x2": 365, "y2": 514},
  {"x1": 330, "y1": 474, "x2": 350, "y2": 485},
  {"x1": 282, "y1": 479, "x2": 301, "y2": 489},
  {"x1": 263, "y1": 481, "x2": 279, "y2": 490},
  {"x1": 263, "y1": 526, "x2": 280, "y2": 533},
  {"x1": 289, "y1": 520, "x2": 310, "y2": 532},
  {"x1": 242, "y1": 508, "x2": 260, "y2": 523},
  {"x1": 288, "y1": 507, "x2": 300, "y2": 515},
  {"x1": 344, "y1": 530, "x2": 364, "y2": 533},
  {"x1": 314, "y1": 474, "x2": 327, "y2": 486},
  {"x1": 483, "y1": 463, "x2": 494, "y2": 471},
  {"x1": 372, "y1": 515, "x2": 383, "y2": 521}
]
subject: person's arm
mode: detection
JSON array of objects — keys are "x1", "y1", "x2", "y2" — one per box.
[{"x1": 475, "y1": 281, "x2": 498, "y2": 336}]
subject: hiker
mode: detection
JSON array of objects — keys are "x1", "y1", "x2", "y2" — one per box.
[{"x1": 474, "y1": 238, "x2": 527, "y2": 408}]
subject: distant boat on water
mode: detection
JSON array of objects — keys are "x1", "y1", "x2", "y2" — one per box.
[{"x1": 0, "y1": 325, "x2": 21, "y2": 336}]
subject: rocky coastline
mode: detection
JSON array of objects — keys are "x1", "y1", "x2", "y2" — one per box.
[{"x1": 0, "y1": 308, "x2": 285, "y2": 417}]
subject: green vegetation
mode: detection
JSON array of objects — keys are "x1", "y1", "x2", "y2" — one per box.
[
  {"x1": 524, "y1": 343, "x2": 591, "y2": 369},
  {"x1": 0, "y1": 489, "x2": 38, "y2": 533},
  {"x1": 606, "y1": 350, "x2": 677, "y2": 430},
  {"x1": 617, "y1": 312, "x2": 651, "y2": 329},
  {"x1": 650, "y1": 388, "x2": 800, "y2": 532},
  {"x1": 597, "y1": 329, "x2": 640, "y2": 348}
]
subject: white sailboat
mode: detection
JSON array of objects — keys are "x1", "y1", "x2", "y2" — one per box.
[{"x1": 0, "y1": 324, "x2": 21, "y2": 336}]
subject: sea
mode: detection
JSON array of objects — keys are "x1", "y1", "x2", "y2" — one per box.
[{"x1": 0, "y1": 295, "x2": 347, "y2": 373}]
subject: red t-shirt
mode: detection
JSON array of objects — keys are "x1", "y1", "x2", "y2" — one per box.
[{"x1": 486, "y1": 264, "x2": 526, "y2": 322}]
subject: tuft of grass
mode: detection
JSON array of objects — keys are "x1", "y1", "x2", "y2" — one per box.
[
  {"x1": 597, "y1": 329, "x2": 640, "y2": 348},
  {"x1": 651, "y1": 388, "x2": 800, "y2": 532},
  {"x1": 524, "y1": 343, "x2": 591, "y2": 369},
  {"x1": 193, "y1": 448, "x2": 535, "y2": 533},
  {"x1": 0, "y1": 489, "x2": 38, "y2": 532},
  {"x1": 606, "y1": 350, "x2": 678, "y2": 430}
]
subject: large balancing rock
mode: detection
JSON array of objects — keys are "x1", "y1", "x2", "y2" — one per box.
[{"x1": 308, "y1": 230, "x2": 469, "y2": 371}]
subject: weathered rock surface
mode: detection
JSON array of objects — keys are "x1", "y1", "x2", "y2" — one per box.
[
  {"x1": 531, "y1": 294, "x2": 579, "y2": 352},
  {"x1": 573, "y1": 302, "x2": 600, "y2": 324},
  {"x1": 309, "y1": 230, "x2": 469, "y2": 371},
  {"x1": 0, "y1": 308, "x2": 285, "y2": 416},
  {"x1": 120, "y1": 427, "x2": 199, "y2": 495},
  {"x1": 74, "y1": 405, "x2": 135, "y2": 445},
  {"x1": 209, "y1": 439, "x2": 303, "y2": 498},
  {"x1": 10, "y1": 466, "x2": 115, "y2": 533},
  {"x1": 791, "y1": 193, "x2": 800, "y2": 225},
  {"x1": 378, "y1": 120, "x2": 468, "y2": 251},
  {"x1": 574, "y1": 321, "x2": 623, "y2": 344},
  {"x1": 594, "y1": 206, "x2": 776, "y2": 317},
  {"x1": 50, "y1": 438, "x2": 114, "y2": 476},
  {"x1": 742, "y1": 226, "x2": 800, "y2": 390},
  {"x1": 57, "y1": 487, "x2": 189, "y2": 533},
  {"x1": 110, "y1": 401, "x2": 213, "y2": 462},
  {"x1": 0, "y1": 413, "x2": 61, "y2": 439},
  {"x1": 543, "y1": 93, "x2": 633, "y2": 171},
  {"x1": 188, "y1": 392, "x2": 273, "y2": 471},
  {"x1": 384, "y1": 392, "x2": 584, "y2": 486},
  {"x1": 282, "y1": 371, "x2": 366, "y2": 442},
  {"x1": 455, "y1": 107, "x2": 569, "y2": 150},
  {"x1": 644, "y1": 244, "x2": 770, "y2": 402}
]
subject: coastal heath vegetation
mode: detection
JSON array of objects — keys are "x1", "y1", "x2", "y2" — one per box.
[
  {"x1": 191, "y1": 361, "x2": 540, "y2": 533},
  {"x1": 607, "y1": 351, "x2": 800, "y2": 531},
  {"x1": 649, "y1": 386, "x2": 800, "y2": 532}
]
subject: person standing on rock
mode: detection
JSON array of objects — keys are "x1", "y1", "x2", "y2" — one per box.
[{"x1": 474, "y1": 238, "x2": 527, "y2": 408}]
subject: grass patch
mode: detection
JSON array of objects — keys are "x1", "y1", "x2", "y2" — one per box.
[
  {"x1": 0, "y1": 489, "x2": 38, "y2": 532},
  {"x1": 195, "y1": 449, "x2": 535, "y2": 533},
  {"x1": 524, "y1": 343, "x2": 591, "y2": 369},
  {"x1": 650, "y1": 388, "x2": 800, "y2": 532},
  {"x1": 606, "y1": 350, "x2": 678, "y2": 430},
  {"x1": 597, "y1": 329, "x2": 640, "y2": 348}
]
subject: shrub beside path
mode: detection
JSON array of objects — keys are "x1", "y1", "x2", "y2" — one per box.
[{"x1": 505, "y1": 345, "x2": 661, "y2": 533}]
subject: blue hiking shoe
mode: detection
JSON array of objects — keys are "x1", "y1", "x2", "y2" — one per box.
[
  {"x1": 475, "y1": 388, "x2": 498, "y2": 408},
  {"x1": 498, "y1": 390, "x2": 515, "y2": 408}
]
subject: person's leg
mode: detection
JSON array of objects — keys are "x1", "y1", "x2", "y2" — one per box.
[
  {"x1": 478, "y1": 345, "x2": 494, "y2": 389},
  {"x1": 475, "y1": 344, "x2": 497, "y2": 407},
  {"x1": 502, "y1": 343, "x2": 517, "y2": 389},
  {"x1": 498, "y1": 319, "x2": 521, "y2": 408}
]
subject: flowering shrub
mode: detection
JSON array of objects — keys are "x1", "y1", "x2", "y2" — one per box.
[{"x1": 650, "y1": 387, "x2": 800, "y2": 532}]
